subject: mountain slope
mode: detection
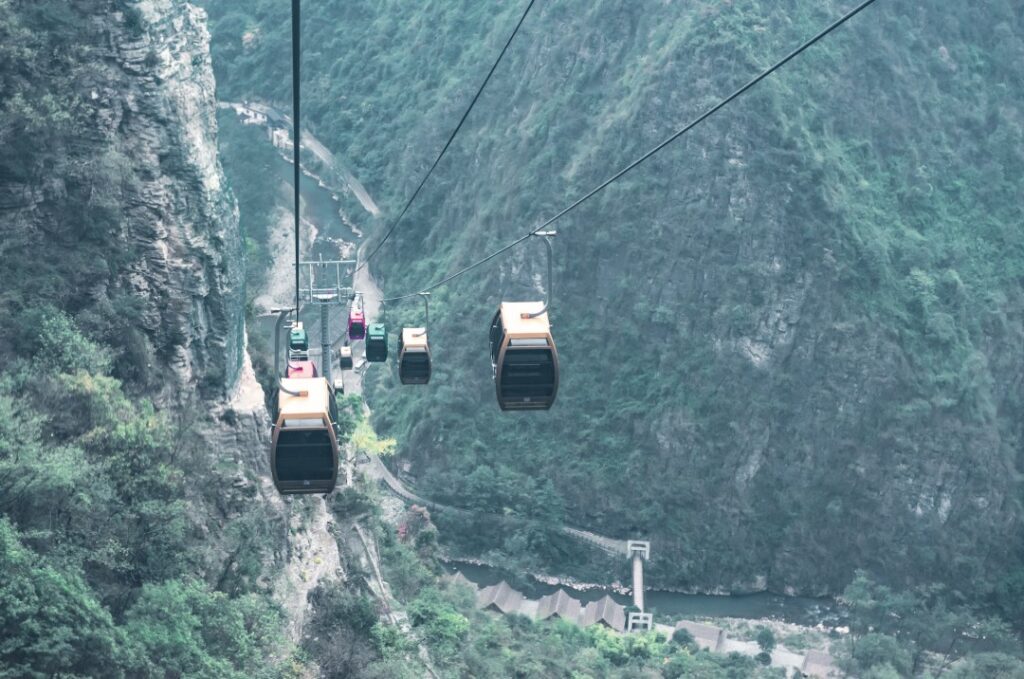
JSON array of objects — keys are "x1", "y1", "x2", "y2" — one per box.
[{"x1": 204, "y1": 0, "x2": 1024, "y2": 605}]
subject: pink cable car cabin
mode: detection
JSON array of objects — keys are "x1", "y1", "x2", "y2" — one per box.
[
  {"x1": 286, "y1": 360, "x2": 318, "y2": 379},
  {"x1": 348, "y1": 307, "x2": 366, "y2": 341}
]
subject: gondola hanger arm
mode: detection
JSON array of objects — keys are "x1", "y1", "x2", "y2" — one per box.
[
  {"x1": 414, "y1": 292, "x2": 430, "y2": 337},
  {"x1": 526, "y1": 231, "x2": 555, "y2": 319}
]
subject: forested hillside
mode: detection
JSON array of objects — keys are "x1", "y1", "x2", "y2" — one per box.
[
  {"x1": 205, "y1": 0, "x2": 1024, "y2": 613},
  {"x1": 0, "y1": 2, "x2": 289, "y2": 674},
  {"x1": 4, "y1": 0, "x2": 1021, "y2": 675}
]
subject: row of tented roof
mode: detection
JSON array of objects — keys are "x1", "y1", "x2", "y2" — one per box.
[{"x1": 460, "y1": 576, "x2": 627, "y2": 632}]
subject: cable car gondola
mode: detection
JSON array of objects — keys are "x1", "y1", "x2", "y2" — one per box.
[
  {"x1": 488, "y1": 232, "x2": 558, "y2": 410},
  {"x1": 270, "y1": 309, "x2": 340, "y2": 495},
  {"x1": 398, "y1": 292, "x2": 432, "y2": 384},
  {"x1": 286, "y1": 360, "x2": 317, "y2": 378},
  {"x1": 271, "y1": 377, "x2": 340, "y2": 494},
  {"x1": 339, "y1": 345, "x2": 353, "y2": 370},
  {"x1": 366, "y1": 323, "x2": 388, "y2": 362},
  {"x1": 289, "y1": 323, "x2": 309, "y2": 359},
  {"x1": 489, "y1": 302, "x2": 558, "y2": 410},
  {"x1": 348, "y1": 295, "x2": 366, "y2": 341},
  {"x1": 398, "y1": 327, "x2": 431, "y2": 384}
]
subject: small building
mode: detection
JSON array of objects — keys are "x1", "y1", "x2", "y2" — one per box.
[
  {"x1": 675, "y1": 620, "x2": 725, "y2": 652},
  {"x1": 476, "y1": 581, "x2": 525, "y2": 615},
  {"x1": 271, "y1": 127, "x2": 292, "y2": 150},
  {"x1": 580, "y1": 595, "x2": 626, "y2": 632},
  {"x1": 535, "y1": 589, "x2": 582, "y2": 623},
  {"x1": 800, "y1": 649, "x2": 837, "y2": 678}
]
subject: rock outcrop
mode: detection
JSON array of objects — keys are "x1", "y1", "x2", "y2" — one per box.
[{"x1": 1, "y1": 0, "x2": 243, "y2": 404}]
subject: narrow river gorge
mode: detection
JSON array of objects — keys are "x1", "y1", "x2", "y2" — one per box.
[{"x1": 223, "y1": 103, "x2": 845, "y2": 633}]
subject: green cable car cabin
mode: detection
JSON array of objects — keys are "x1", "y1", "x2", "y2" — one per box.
[
  {"x1": 398, "y1": 327, "x2": 431, "y2": 384},
  {"x1": 366, "y1": 323, "x2": 388, "y2": 362},
  {"x1": 489, "y1": 302, "x2": 558, "y2": 410},
  {"x1": 289, "y1": 324, "x2": 309, "y2": 359},
  {"x1": 270, "y1": 377, "x2": 339, "y2": 494}
]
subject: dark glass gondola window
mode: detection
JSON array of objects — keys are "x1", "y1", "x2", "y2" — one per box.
[
  {"x1": 501, "y1": 349, "x2": 555, "y2": 397},
  {"x1": 402, "y1": 351, "x2": 430, "y2": 378},
  {"x1": 276, "y1": 429, "x2": 334, "y2": 481}
]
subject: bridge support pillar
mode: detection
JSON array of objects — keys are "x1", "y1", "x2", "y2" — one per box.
[{"x1": 627, "y1": 540, "x2": 652, "y2": 632}]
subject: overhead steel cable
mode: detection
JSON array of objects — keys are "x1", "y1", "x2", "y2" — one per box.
[
  {"x1": 383, "y1": 0, "x2": 880, "y2": 303},
  {"x1": 357, "y1": 0, "x2": 538, "y2": 274},
  {"x1": 291, "y1": 0, "x2": 301, "y2": 315}
]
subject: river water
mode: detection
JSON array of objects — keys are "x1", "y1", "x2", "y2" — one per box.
[
  {"x1": 270, "y1": 159, "x2": 360, "y2": 261},
  {"x1": 449, "y1": 562, "x2": 845, "y2": 627}
]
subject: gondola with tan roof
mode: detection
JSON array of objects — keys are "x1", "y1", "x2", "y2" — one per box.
[
  {"x1": 399, "y1": 292, "x2": 432, "y2": 385},
  {"x1": 269, "y1": 309, "x2": 340, "y2": 495},
  {"x1": 488, "y1": 232, "x2": 559, "y2": 410}
]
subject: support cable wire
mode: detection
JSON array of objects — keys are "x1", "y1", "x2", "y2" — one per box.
[
  {"x1": 357, "y1": 0, "x2": 538, "y2": 274},
  {"x1": 383, "y1": 0, "x2": 880, "y2": 303},
  {"x1": 291, "y1": 0, "x2": 301, "y2": 316}
]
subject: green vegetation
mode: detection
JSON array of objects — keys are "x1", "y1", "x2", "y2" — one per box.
[
  {"x1": 319, "y1": 497, "x2": 786, "y2": 678},
  {"x1": 0, "y1": 2, "x2": 298, "y2": 672},
  {"x1": 402, "y1": 583, "x2": 781, "y2": 678},
  {"x1": 0, "y1": 310, "x2": 284, "y2": 676},
  {"x1": 755, "y1": 626, "x2": 776, "y2": 665},
  {"x1": 217, "y1": 110, "x2": 284, "y2": 296},
  {"x1": 204, "y1": 0, "x2": 1024, "y2": 614},
  {"x1": 837, "y1": 571, "x2": 1023, "y2": 677}
]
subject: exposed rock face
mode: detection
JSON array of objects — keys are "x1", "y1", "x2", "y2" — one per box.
[
  {"x1": 0, "y1": 1, "x2": 356, "y2": 656},
  {"x1": 114, "y1": 0, "x2": 245, "y2": 402},
  {"x1": 0, "y1": 0, "x2": 243, "y2": 404}
]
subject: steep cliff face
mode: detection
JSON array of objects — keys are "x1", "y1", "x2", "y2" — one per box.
[
  {"x1": 120, "y1": 0, "x2": 246, "y2": 400},
  {"x1": 1, "y1": 0, "x2": 243, "y2": 404}
]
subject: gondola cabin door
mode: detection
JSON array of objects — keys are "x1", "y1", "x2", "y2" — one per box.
[
  {"x1": 399, "y1": 327, "x2": 431, "y2": 384},
  {"x1": 489, "y1": 302, "x2": 558, "y2": 410}
]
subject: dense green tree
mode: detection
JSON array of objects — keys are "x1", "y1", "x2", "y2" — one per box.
[
  {"x1": 304, "y1": 583, "x2": 383, "y2": 679},
  {"x1": 408, "y1": 587, "x2": 471, "y2": 660},
  {"x1": 841, "y1": 571, "x2": 1022, "y2": 675},
  {"x1": 995, "y1": 569, "x2": 1024, "y2": 631},
  {"x1": 123, "y1": 579, "x2": 282, "y2": 679},
  {"x1": 0, "y1": 519, "x2": 125, "y2": 679},
  {"x1": 0, "y1": 309, "x2": 288, "y2": 674},
  {"x1": 846, "y1": 634, "x2": 913, "y2": 678},
  {"x1": 671, "y1": 627, "x2": 696, "y2": 649},
  {"x1": 755, "y1": 626, "x2": 776, "y2": 655},
  {"x1": 945, "y1": 653, "x2": 1024, "y2": 679}
]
